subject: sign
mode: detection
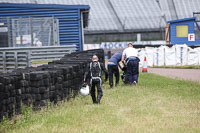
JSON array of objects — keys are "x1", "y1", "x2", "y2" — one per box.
[
  {"x1": 84, "y1": 41, "x2": 166, "y2": 50},
  {"x1": 16, "y1": 34, "x2": 42, "y2": 46},
  {"x1": 16, "y1": 35, "x2": 31, "y2": 45},
  {"x1": 99, "y1": 42, "x2": 128, "y2": 49},
  {"x1": 0, "y1": 27, "x2": 8, "y2": 32},
  {"x1": 0, "y1": 23, "x2": 4, "y2": 26},
  {"x1": 188, "y1": 33, "x2": 195, "y2": 41}
]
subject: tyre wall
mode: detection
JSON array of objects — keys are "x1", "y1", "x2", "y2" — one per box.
[{"x1": 0, "y1": 49, "x2": 104, "y2": 121}]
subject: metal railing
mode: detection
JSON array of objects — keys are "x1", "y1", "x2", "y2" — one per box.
[{"x1": 0, "y1": 45, "x2": 77, "y2": 71}]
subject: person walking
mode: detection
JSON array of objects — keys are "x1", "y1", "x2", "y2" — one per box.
[
  {"x1": 107, "y1": 52, "x2": 122, "y2": 88},
  {"x1": 121, "y1": 43, "x2": 140, "y2": 86},
  {"x1": 84, "y1": 55, "x2": 108, "y2": 104}
]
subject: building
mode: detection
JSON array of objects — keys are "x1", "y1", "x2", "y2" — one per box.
[
  {"x1": 167, "y1": 17, "x2": 200, "y2": 46},
  {"x1": 0, "y1": 0, "x2": 200, "y2": 44},
  {"x1": 0, "y1": 3, "x2": 89, "y2": 50}
]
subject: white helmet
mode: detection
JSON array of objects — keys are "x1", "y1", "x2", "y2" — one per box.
[{"x1": 80, "y1": 85, "x2": 90, "y2": 96}]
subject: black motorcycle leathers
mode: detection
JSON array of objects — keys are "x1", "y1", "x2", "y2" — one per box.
[{"x1": 84, "y1": 61, "x2": 108, "y2": 104}]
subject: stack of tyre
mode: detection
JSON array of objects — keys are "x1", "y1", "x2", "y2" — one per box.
[
  {"x1": 29, "y1": 71, "x2": 50, "y2": 109},
  {"x1": 0, "y1": 72, "x2": 23, "y2": 120},
  {"x1": 0, "y1": 49, "x2": 105, "y2": 122},
  {"x1": 0, "y1": 75, "x2": 14, "y2": 120}
]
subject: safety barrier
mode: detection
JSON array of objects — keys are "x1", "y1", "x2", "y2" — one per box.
[
  {"x1": 0, "y1": 49, "x2": 105, "y2": 122},
  {"x1": 141, "y1": 45, "x2": 200, "y2": 67},
  {"x1": 0, "y1": 45, "x2": 77, "y2": 72}
]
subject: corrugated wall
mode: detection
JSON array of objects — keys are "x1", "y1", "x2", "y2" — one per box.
[{"x1": 0, "y1": 3, "x2": 89, "y2": 50}]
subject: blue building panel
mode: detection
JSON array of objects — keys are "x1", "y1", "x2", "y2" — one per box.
[
  {"x1": 0, "y1": 3, "x2": 90, "y2": 50},
  {"x1": 168, "y1": 17, "x2": 200, "y2": 46}
]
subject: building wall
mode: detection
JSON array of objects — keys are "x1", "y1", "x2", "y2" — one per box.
[
  {"x1": 170, "y1": 20, "x2": 200, "y2": 45},
  {"x1": 0, "y1": 3, "x2": 89, "y2": 50},
  {"x1": 84, "y1": 31, "x2": 164, "y2": 44}
]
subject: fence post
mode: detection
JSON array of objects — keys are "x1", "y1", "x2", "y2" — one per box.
[
  {"x1": 164, "y1": 47, "x2": 166, "y2": 66},
  {"x1": 14, "y1": 51, "x2": 18, "y2": 69},
  {"x1": 7, "y1": 17, "x2": 11, "y2": 47},
  {"x1": 3, "y1": 52, "x2": 6, "y2": 71},
  {"x1": 30, "y1": 17, "x2": 33, "y2": 47},
  {"x1": 20, "y1": 18, "x2": 23, "y2": 47},
  {"x1": 27, "y1": 51, "x2": 32, "y2": 67}
]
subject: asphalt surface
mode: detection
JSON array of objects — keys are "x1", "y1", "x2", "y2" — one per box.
[{"x1": 148, "y1": 68, "x2": 200, "y2": 83}]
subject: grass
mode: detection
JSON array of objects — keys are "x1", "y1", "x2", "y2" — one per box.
[
  {"x1": 0, "y1": 73, "x2": 200, "y2": 133},
  {"x1": 32, "y1": 60, "x2": 52, "y2": 64}
]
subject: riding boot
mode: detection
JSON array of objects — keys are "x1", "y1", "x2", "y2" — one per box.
[
  {"x1": 97, "y1": 98, "x2": 101, "y2": 104},
  {"x1": 92, "y1": 96, "x2": 97, "y2": 104},
  {"x1": 97, "y1": 94, "x2": 102, "y2": 104}
]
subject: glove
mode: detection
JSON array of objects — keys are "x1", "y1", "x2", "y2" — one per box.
[{"x1": 83, "y1": 82, "x2": 88, "y2": 86}]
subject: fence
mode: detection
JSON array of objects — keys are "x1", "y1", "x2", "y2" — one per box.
[
  {"x1": 0, "y1": 17, "x2": 59, "y2": 47},
  {"x1": 0, "y1": 45, "x2": 77, "y2": 72}
]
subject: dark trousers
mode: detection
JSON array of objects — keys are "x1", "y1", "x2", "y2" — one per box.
[
  {"x1": 108, "y1": 65, "x2": 119, "y2": 86},
  {"x1": 90, "y1": 78, "x2": 103, "y2": 103},
  {"x1": 127, "y1": 59, "x2": 139, "y2": 83}
]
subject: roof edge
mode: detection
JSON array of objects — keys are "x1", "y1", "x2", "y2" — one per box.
[
  {"x1": 0, "y1": 3, "x2": 90, "y2": 10},
  {"x1": 168, "y1": 17, "x2": 196, "y2": 23}
]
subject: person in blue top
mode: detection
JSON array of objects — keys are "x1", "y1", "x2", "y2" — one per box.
[{"x1": 107, "y1": 52, "x2": 122, "y2": 88}]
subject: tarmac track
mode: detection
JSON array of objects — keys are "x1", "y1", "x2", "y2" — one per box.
[{"x1": 148, "y1": 68, "x2": 200, "y2": 83}]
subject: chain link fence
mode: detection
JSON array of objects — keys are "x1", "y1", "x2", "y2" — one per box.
[{"x1": 0, "y1": 17, "x2": 59, "y2": 47}]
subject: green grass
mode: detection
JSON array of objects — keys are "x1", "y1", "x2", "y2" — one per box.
[
  {"x1": 1, "y1": 73, "x2": 200, "y2": 133},
  {"x1": 32, "y1": 60, "x2": 52, "y2": 64}
]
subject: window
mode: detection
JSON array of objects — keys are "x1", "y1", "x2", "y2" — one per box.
[{"x1": 176, "y1": 25, "x2": 188, "y2": 37}]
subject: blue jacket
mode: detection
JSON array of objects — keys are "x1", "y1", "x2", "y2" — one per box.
[{"x1": 108, "y1": 52, "x2": 122, "y2": 65}]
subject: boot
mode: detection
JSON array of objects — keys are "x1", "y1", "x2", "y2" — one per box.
[
  {"x1": 115, "y1": 82, "x2": 119, "y2": 87},
  {"x1": 92, "y1": 96, "x2": 97, "y2": 104},
  {"x1": 93, "y1": 101, "x2": 98, "y2": 104},
  {"x1": 97, "y1": 99, "x2": 100, "y2": 104}
]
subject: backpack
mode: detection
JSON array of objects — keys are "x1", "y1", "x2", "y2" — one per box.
[{"x1": 90, "y1": 62, "x2": 101, "y2": 77}]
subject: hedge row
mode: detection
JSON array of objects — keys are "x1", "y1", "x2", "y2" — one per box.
[{"x1": 0, "y1": 49, "x2": 104, "y2": 122}]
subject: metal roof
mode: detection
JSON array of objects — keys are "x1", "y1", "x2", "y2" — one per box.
[{"x1": 0, "y1": 0, "x2": 200, "y2": 33}]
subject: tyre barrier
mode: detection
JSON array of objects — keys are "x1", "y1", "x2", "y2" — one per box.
[{"x1": 0, "y1": 49, "x2": 105, "y2": 122}]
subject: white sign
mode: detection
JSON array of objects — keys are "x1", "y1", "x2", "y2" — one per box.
[
  {"x1": 0, "y1": 27, "x2": 8, "y2": 32},
  {"x1": 100, "y1": 42, "x2": 128, "y2": 49},
  {"x1": 16, "y1": 34, "x2": 42, "y2": 46},
  {"x1": 16, "y1": 35, "x2": 31, "y2": 44},
  {"x1": 188, "y1": 33, "x2": 195, "y2": 41}
]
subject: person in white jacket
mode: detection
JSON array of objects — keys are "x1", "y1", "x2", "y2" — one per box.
[{"x1": 121, "y1": 43, "x2": 140, "y2": 86}]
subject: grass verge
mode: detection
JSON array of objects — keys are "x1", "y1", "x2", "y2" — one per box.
[
  {"x1": 0, "y1": 73, "x2": 200, "y2": 133},
  {"x1": 32, "y1": 60, "x2": 52, "y2": 64}
]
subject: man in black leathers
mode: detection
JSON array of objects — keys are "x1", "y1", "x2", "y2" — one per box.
[{"x1": 84, "y1": 55, "x2": 108, "y2": 104}]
